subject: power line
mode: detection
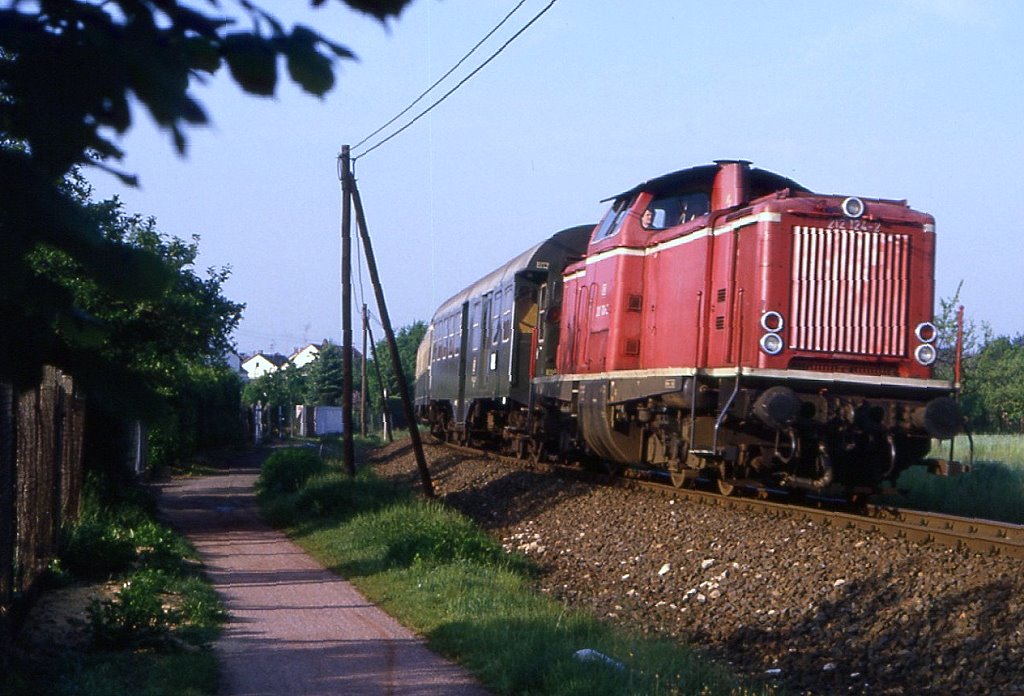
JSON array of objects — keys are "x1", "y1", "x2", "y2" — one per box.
[
  {"x1": 352, "y1": 0, "x2": 529, "y2": 153},
  {"x1": 353, "y1": 0, "x2": 559, "y2": 161}
]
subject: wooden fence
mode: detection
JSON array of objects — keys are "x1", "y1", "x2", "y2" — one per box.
[{"x1": 0, "y1": 367, "x2": 86, "y2": 647}]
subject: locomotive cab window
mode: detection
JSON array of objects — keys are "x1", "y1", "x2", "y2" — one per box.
[
  {"x1": 646, "y1": 191, "x2": 711, "y2": 229},
  {"x1": 592, "y1": 197, "x2": 630, "y2": 241}
]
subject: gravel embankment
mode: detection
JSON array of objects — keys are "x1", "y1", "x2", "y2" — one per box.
[{"x1": 368, "y1": 440, "x2": 1024, "y2": 696}]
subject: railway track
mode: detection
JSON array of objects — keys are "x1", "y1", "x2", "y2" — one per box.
[{"x1": 439, "y1": 439, "x2": 1024, "y2": 560}]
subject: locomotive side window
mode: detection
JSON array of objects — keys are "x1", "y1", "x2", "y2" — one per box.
[
  {"x1": 592, "y1": 197, "x2": 630, "y2": 241},
  {"x1": 646, "y1": 191, "x2": 711, "y2": 229}
]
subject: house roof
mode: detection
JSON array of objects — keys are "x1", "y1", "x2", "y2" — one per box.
[{"x1": 242, "y1": 352, "x2": 289, "y2": 368}]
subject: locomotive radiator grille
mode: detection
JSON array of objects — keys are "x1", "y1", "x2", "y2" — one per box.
[{"x1": 790, "y1": 226, "x2": 910, "y2": 357}]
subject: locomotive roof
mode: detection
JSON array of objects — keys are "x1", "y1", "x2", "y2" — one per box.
[
  {"x1": 605, "y1": 162, "x2": 809, "y2": 202},
  {"x1": 430, "y1": 224, "x2": 592, "y2": 321}
]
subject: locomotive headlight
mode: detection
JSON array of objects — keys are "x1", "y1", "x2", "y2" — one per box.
[
  {"x1": 760, "y1": 332, "x2": 785, "y2": 355},
  {"x1": 841, "y1": 196, "x2": 865, "y2": 219},
  {"x1": 759, "y1": 311, "x2": 785, "y2": 355},
  {"x1": 915, "y1": 321, "x2": 937, "y2": 343},
  {"x1": 760, "y1": 310, "x2": 784, "y2": 332},
  {"x1": 915, "y1": 343, "x2": 937, "y2": 366}
]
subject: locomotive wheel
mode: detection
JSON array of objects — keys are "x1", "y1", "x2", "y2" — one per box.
[
  {"x1": 529, "y1": 440, "x2": 544, "y2": 465},
  {"x1": 715, "y1": 477, "x2": 735, "y2": 496},
  {"x1": 714, "y1": 464, "x2": 735, "y2": 496},
  {"x1": 669, "y1": 469, "x2": 688, "y2": 489},
  {"x1": 514, "y1": 438, "x2": 528, "y2": 460}
]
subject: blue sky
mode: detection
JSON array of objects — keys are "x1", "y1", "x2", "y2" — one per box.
[{"x1": 88, "y1": 0, "x2": 1024, "y2": 355}]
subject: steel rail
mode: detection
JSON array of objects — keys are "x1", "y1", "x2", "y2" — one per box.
[{"x1": 436, "y1": 439, "x2": 1024, "y2": 560}]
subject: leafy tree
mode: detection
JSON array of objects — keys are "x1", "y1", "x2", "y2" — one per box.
[
  {"x1": 306, "y1": 342, "x2": 345, "y2": 406},
  {"x1": 932, "y1": 282, "x2": 990, "y2": 383},
  {"x1": 0, "y1": 0, "x2": 415, "y2": 389},
  {"x1": 365, "y1": 320, "x2": 425, "y2": 413},
  {"x1": 960, "y1": 335, "x2": 1024, "y2": 433},
  {"x1": 31, "y1": 172, "x2": 243, "y2": 409},
  {"x1": 241, "y1": 365, "x2": 309, "y2": 411},
  {"x1": 934, "y1": 284, "x2": 1024, "y2": 432},
  {"x1": 33, "y1": 173, "x2": 245, "y2": 467}
]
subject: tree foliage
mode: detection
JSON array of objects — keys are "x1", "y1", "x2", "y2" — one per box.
[
  {"x1": 30, "y1": 172, "x2": 244, "y2": 411},
  {"x1": 242, "y1": 364, "x2": 309, "y2": 411},
  {"x1": 935, "y1": 284, "x2": 1024, "y2": 433},
  {"x1": 0, "y1": 0, "x2": 414, "y2": 389},
  {"x1": 961, "y1": 335, "x2": 1024, "y2": 433},
  {"x1": 306, "y1": 342, "x2": 346, "y2": 406},
  {"x1": 365, "y1": 320, "x2": 425, "y2": 412},
  {"x1": 34, "y1": 173, "x2": 245, "y2": 467}
]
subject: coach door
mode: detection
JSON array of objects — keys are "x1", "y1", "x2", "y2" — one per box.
[
  {"x1": 477, "y1": 289, "x2": 503, "y2": 397},
  {"x1": 454, "y1": 301, "x2": 469, "y2": 421}
]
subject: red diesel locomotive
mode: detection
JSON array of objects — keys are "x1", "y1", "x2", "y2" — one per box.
[{"x1": 415, "y1": 160, "x2": 966, "y2": 497}]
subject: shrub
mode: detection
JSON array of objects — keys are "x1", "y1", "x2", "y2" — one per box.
[
  {"x1": 349, "y1": 501, "x2": 519, "y2": 570},
  {"x1": 88, "y1": 570, "x2": 179, "y2": 650},
  {"x1": 61, "y1": 516, "x2": 137, "y2": 579},
  {"x1": 257, "y1": 447, "x2": 325, "y2": 495}
]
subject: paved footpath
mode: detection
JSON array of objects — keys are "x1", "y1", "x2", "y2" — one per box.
[{"x1": 154, "y1": 450, "x2": 490, "y2": 696}]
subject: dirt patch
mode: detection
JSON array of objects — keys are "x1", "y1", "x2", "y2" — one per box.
[{"x1": 15, "y1": 581, "x2": 118, "y2": 658}]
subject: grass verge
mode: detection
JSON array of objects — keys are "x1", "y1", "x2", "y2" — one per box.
[
  {"x1": 259, "y1": 441, "x2": 772, "y2": 696},
  {"x1": 1, "y1": 470, "x2": 226, "y2": 696},
  {"x1": 879, "y1": 434, "x2": 1024, "y2": 523}
]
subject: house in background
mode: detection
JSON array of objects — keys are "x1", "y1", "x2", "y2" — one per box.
[
  {"x1": 241, "y1": 352, "x2": 289, "y2": 380},
  {"x1": 288, "y1": 343, "x2": 321, "y2": 369}
]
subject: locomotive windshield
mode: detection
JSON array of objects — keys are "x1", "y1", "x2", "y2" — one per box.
[{"x1": 592, "y1": 198, "x2": 630, "y2": 241}]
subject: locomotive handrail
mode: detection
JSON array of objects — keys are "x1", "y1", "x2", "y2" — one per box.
[{"x1": 707, "y1": 370, "x2": 742, "y2": 459}]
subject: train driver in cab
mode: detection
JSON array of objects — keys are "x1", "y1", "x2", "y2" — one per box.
[{"x1": 641, "y1": 207, "x2": 654, "y2": 230}]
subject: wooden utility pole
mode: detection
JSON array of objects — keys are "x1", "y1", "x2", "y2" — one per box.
[
  {"x1": 360, "y1": 303, "x2": 368, "y2": 437},
  {"x1": 365, "y1": 321, "x2": 393, "y2": 444},
  {"x1": 338, "y1": 146, "x2": 355, "y2": 476},
  {"x1": 348, "y1": 176, "x2": 434, "y2": 497}
]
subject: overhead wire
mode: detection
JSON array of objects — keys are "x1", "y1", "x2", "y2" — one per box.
[
  {"x1": 352, "y1": 0, "x2": 559, "y2": 161},
  {"x1": 351, "y1": 0, "x2": 529, "y2": 153}
]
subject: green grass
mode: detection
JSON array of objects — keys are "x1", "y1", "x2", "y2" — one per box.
[
  {"x1": 260, "y1": 444, "x2": 772, "y2": 696},
  {"x1": 2, "y1": 472, "x2": 225, "y2": 696},
  {"x1": 880, "y1": 433, "x2": 1024, "y2": 523}
]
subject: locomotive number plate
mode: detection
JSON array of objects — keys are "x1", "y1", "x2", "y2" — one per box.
[{"x1": 826, "y1": 218, "x2": 882, "y2": 233}]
